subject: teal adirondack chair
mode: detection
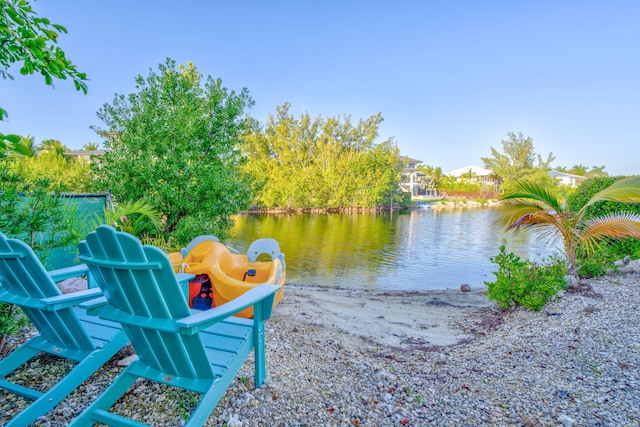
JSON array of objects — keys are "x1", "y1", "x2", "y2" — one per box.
[
  {"x1": 70, "y1": 225, "x2": 279, "y2": 427},
  {"x1": 0, "y1": 232, "x2": 128, "y2": 427}
]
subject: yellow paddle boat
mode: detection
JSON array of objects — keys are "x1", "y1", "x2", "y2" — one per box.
[{"x1": 169, "y1": 236, "x2": 285, "y2": 318}]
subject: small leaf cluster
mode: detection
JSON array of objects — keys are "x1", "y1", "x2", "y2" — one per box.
[
  {"x1": 485, "y1": 245, "x2": 566, "y2": 311},
  {"x1": 0, "y1": 0, "x2": 87, "y2": 91},
  {"x1": 1, "y1": 0, "x2": 88, "y2": 156}
]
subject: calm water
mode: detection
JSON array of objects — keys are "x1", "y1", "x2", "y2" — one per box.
[{"x1": 226, "y1": 206, "x2": 562, "y2": 291}]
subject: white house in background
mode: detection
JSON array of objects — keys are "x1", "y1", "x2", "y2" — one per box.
[
  {"x1": 549, "y1": 170, "x2": 588, "y2": 187},
  {"x1": 399, "y1": 157, "x2": 424, "y2": 196},
  {"x1": 445, "y1": 165, "x2": 493, "y2": 181},
  {"x1": 64, "y1": 150, "x2": 105, "y2": 163},
  {"x1": 445, "y1": 165, "x2": 497, "y2": 191}
]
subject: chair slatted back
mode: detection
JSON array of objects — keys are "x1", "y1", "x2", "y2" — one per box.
[
  {"x1": 79, "y1": 226, "x2": 214, "y2": 379},
  {"x1": 0, "y1": 232, "x2": 94, "y2": 350}
]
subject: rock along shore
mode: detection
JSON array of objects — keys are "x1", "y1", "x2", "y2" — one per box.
[{"x1": 1, "y1": 262, "x2": 640, "y2": 426}]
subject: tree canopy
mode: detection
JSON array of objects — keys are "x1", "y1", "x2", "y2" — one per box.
[
  {"x1": 481, "y1": 132, "x2": 555, "y2": 187},
  {"x1": 240, "y1": 103, "x2": 403, "y2": 209},
  {"x1": 555, "y1": 164, "x2": 608, "y2": 178},
  {"x1": 0, "y1": 0, "x2": 87, "y2": 156},
  {"x1": 3, "y1": 150, "x2": 91, "y2": 192},
  {"x1": 91, "y1": 59, "x2": 253, "y2": 243}
]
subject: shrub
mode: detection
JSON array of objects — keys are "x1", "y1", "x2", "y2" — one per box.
[
  {"x1": 567, "y1": 176, "x2": 640, "y2": 277},
  {"x1": 486, "y1": 245, "x2": 566, "y2": 311}
]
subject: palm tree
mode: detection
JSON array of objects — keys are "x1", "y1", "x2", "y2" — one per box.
[
  {"x1": 497, "y1": 176, "x2": 640, "y2": 291},
  {"x1": 99, "y1": 200, "x2": 162, "y2": 238},
  {"x1": 587, "y1": 165, "x2": 608, "y2": 177},
  {"x1": 83, "y1": 142, "x2": 100, "y2": 151},
  {"x1": 39, "y1": 139, "x2": 68, "y2": 156},
  {"x1": 568, "y1": 164, "x2": 588, "y2": 176}
]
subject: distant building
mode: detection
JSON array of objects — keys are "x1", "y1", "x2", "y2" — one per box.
[
  {"x1": 445, "y1": 165, "x2": 495, "y2": 189},
  {"x1": 400, "y1": 157, "x2": 424, "y2": 197},
  {"x1": 445, "y1": 165, "x2": 493, "y2": 179},
  {"x1": 549, "y1": 170, "x2": 588, "y2": 187},
  {"x1": 64, "y1": 150, "x2": 105, "y2": 163}
]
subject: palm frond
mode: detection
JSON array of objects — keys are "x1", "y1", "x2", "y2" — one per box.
[
  {"x1": 577, "y1": 212, "x2": 640, "y2": 255},
  {"x1": 500, "y1": 180, "x2": 563, "y2": 212},
  {"x1": 530, "y1": 225, "x2": 565, "y2": 250},
  {"x1": 98, "y1": 200, "x2": 162, "y2": 236},
  {"x1": 491, "y1": 202, "x2": 545, "y2": 229},
  {"x1": 505, "y1": 210, "x2": 565, "y2": 233},
  {"x1": 504, "y1": 209, "x2": 573, "y2": 252},
  {"x1": 580, "y1": 212, "x2": 640, "y2": 239}
]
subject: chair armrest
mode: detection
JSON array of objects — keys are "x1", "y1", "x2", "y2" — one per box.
[
  {"x1": 175, "y1": 273, "x2": 195, "y2": 303},
  {"x1": 176, "y1": 273, "x2": 195, "y2": 286},
  {"x1": 97, "y1": 305, "x2": 182, "y2": 333},
  {"x1": 40, "y1": 288, "x2": 103, "y2": 310},
  {"x1": 177, "y1": 284, "x2": 279, "y2": 335},
  {"x1": 0, "y1": 289, "x2": 45, "y2": 308},
  {"x1": 79, "y1": 296, "x2": 108, "y2": 315},
  {"x1": 48, "y1": 264, "x2": 89, "y2": 282}
]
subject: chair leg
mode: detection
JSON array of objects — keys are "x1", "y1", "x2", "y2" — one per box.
[
  {"x1": 253, "y1": 305, "x2": 267, "y2": 387},
  {"x1": 68, "y1": 363, "x2": 139, "y2": 426},
  {"x1": 0, "y1": 342, "x2": 40, "y2": 378},
  {"x1": 184, "y1": 378, "x2": 227, "y2": 427},
  {"x1": 5, "y1": 333, "x2": 128, "y2": 427}
]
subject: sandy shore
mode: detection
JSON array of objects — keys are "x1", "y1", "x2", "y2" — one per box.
[{"x1": 275, "y1": 284, "x2": 495, "y2": 350}]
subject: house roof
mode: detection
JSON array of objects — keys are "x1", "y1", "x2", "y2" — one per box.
[
  {"x1": 64, "y1": 150, "x2": 106, "y2": 156},
  {"x1": 549, "y1": 170, "x2": 588, "y2": 179},
  {"x1": 445, "y1": 165, "x2": 493, "y2": 177}
]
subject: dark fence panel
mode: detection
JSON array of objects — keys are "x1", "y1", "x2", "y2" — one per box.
[{"x1": 42, "y1": 193, "x2": 111, "y2": 270}]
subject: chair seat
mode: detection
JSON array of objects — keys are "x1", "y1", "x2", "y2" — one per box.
[{"x1": 202, "y1": 317, "x2": 254, "y2": 378}]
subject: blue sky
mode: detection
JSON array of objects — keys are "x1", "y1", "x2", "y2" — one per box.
[{"x1": 2, "y1": 1, "x2": 639, "y2": 175}]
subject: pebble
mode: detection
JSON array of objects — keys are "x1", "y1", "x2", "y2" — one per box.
[{"x1": 1, "y1": 263, "x2": 640, "y2": 426}]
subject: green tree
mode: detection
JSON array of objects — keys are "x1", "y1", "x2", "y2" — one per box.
[
  {"x1": 241, "y1": 103, "x2": 402, "y2": 209},
  {"x1": 6, "y1": 150, "x2": 91, "y2": 192},
  {"x1": 498, "y1": 177, "x2": 640, "y2": 291},
  {"x1": 555, "y1": 165, "x2": 607, "y2": 178},
  {"x1": 38, "y1": 139, "x2": 68, "y2": 156},
  {"x1": 417, "y1": 165, "x2": 444, "y2": 191},
  {"x1": 82, "y1": 142, "x2": 100, "y2": 150},
  {"x1": 587, "y1": 165, "x2": 608, "y2": 177},
  {"x1": 568, "y1": 164, "x2": 588, "y2": 177},
  {"x1": 0, "y1": 0, "x2": 87, "y2": 156},
  {"x1": 91, "y1": 59, "x2": 253, "y2": 243},
  {"x1": 481, "y1": 132, "x2": 555, "y2": 188}
]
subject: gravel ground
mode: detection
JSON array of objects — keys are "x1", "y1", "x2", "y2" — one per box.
[{"x1": 1, "y1": 262, "x2": 639, "y2": 426}]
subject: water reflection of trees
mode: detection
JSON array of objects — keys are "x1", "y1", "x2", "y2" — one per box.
[
  {"x1": 229, "y1": 208, "x2": 561, "y2": 289},
  {"x1": 230, "y1": 213, "x2": 400, "y2": 283}
]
